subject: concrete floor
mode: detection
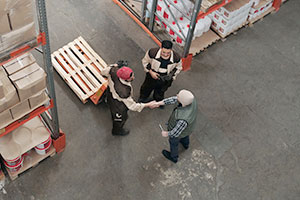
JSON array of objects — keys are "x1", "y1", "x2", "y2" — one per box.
[{"x1": 1, "y1": 0, "x2": 300, "y2": 199}]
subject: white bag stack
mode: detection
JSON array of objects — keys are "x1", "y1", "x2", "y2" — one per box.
[
  {"x1": 147, "y1": 0, "x2": 212, "y2": 46},
  {"x1": 248, "y1": 0, "x2": 274, "y2": 21},
  {"x1": 209, "y1": 0, "x2": 253, "y2": 37}
]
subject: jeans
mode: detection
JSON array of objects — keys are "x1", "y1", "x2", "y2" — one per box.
[{"x1": 169, "y1": 136, "x2": 190, "y2": 160}]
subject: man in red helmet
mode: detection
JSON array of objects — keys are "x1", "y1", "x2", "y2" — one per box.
[{"x1": 102, "y1": 64, "x2": 155, "y2": 136}]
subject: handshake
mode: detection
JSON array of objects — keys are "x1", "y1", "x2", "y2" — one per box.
[{"x1": 144, "y1": 100, "x2": 164, "y2": 109}]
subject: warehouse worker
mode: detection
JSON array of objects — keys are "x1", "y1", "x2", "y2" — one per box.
[
  {"x1": 102, "y1": 63, "x2": 155, "y2": 136},
  {"x1": 138, "y1": 40, "x2": 182, "y2": 108},
  {"x1": 153, "y1": 90, "x2": 198, "y2": 163}
]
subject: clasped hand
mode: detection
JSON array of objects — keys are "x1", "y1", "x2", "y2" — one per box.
[{"x1": 144, "y1": 101, "x2": 163, "y2": 109}]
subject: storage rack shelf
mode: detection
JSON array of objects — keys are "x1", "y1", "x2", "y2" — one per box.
[
  {"x1": 0, "y1": 33, "x2": 46, "y2": 66},
  {"x1": 113, "y1": 0, "x2": 283, "y2": 69},
  {"x1": 0, "y1": 0, "x2": 65, "y2": 180},
  {"x1": 0, "y1": 100, "x2": 54, "y2": 138},
  {"x1": 7, "y1": 146, "x2": 56, "y2": 181}
]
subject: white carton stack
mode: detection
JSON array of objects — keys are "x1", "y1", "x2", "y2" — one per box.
[
  {"x1": 248, "y1": 0, "x2": 274, "y2": 21},
  {"x1": 147, "y1": 0, "x2": 211, "y2": 46},
  {"x1": 0, "y1": 0, "x2": 37, "y2": 54},
  {"x1": 0, "y1": 53, "x2": 48, "y2": 129},
  {"x1": 209, "y1": 0, "x2": 253, "y2": 37}
]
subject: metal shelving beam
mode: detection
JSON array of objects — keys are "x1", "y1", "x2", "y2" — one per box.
[
  {"x1": 183, "y1": 0, "x2": 202, "y2": 57},
  {"x1": 36, "y1": 0, "x2": 60, "y2": 139}
]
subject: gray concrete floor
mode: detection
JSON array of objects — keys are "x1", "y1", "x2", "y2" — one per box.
[{"x1": 1, "y1": 0, "x2": 300, "y2": 199}]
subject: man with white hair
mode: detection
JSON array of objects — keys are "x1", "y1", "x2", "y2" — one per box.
[{"x1": 154, "y1": 90, "x2": 198, "y2": 163}]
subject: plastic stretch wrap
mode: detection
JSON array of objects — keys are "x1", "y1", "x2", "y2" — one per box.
[{"x1": 0, "y1": 0, "x2": 37, "y2": 54}]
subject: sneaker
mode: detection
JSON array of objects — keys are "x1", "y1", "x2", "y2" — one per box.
[{"x1": 162, "y1": 150, "x2": 177, "y2": 163}]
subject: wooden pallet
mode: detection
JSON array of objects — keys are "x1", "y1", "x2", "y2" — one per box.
[
  {"x1": 189, "y1": 30, "x2": 220, "y2": 56},
  {"x1": 215, "y1": 21, "x2": 248, "y2": 39},
  {"x1": 248, "y1": 7, "x2": 275, "y2": 26},
  {"x1": 52, "y1": 36, "x2": 108, "y2": 104},
  {"x1": 6, "y1": 146, "x2": 56, "y2": 181}
]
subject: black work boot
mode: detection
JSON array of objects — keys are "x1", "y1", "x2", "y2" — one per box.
[
  {"x1": 112, "y1": 128, "x2": 130, "y2": 136},
  {"x1": 162, "y1": 150, "x2": 177, "y2": 163},
  {"x1": 181, "y1": 143, "x2": 189, "y2": 150}
]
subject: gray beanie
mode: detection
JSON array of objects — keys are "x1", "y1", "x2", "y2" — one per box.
[{"x1": 177, "y1": 90, "x2": 194, "y2": 107}]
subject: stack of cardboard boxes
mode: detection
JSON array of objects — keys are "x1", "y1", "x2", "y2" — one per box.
[
  {"x1": 248, "y1": 0, "x2": 274, "y2": 21},
  {"x1": 0, "y1": 53, "x2": 48, "y2": 129},
  {"x1": 209, "y1": 0, "x2": 253, "y2": 37},
  {"x1": 0, "y1": 0, "x2": 37, "y2": 54}
]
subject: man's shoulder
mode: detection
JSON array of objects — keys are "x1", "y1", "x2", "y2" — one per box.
[{"x1": 148, "y1": 47, "x2": 160, "y2": 58}]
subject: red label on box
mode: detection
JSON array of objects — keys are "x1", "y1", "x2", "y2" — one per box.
[
  {"x1": 163, "y1": 11, "x2": 169, "y2": 19},
  {"x1": 176, "y1": 37, "x2": 182, "y2": 44},
  {"x1": 169, "y1": 29, "x2": 175, "y2": 35},
  {"x1": 157, "y1": 5, "x2": 162, "y2": 11}
]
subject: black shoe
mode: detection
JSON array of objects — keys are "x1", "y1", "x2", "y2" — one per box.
[
  {"x1": 181, "y1": 144, "x2": 189, "y2": 150},
  {"x1": 162, "y1": 150, "x2": 177, "y2": 163},
  {"x1": 112, "y1": 128, "x2": 130, "y2": 136}
]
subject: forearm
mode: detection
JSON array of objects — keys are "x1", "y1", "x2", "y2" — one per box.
[
  {"x1": 168, "y1": 120, "x2": 188, "y2": 137},
  {"x1": 163, "y1": 96, "x2": 178, "y2": 105}
]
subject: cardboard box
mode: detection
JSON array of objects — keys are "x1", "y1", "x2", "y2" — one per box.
[
  {"x1": 0, "y1": 80, "x2": 3, "y2": 99},
  {"x1": 0, "y1": 13, "x2": 11, "y2": 34},
  {"x1": 0, "y1": 76, "x2": 19, "y2": 113},
  {"x1": 0, "y1": 109, "x2": 13, "y2": 129},
  {"x1": 3, "y1": 53, "x2": 36, "y2": 75},
  {"x1": 8, "y1": 0, "x2": 34, "y2": 30},
  {"x1": 0, "y1": 22, "x2": 36, "y2": 54},
  {"x1": 9, "y1": 63, "x2": 47, "y2": 101},
  {"x1": 10, "y1": 99, "x2": 30, "y2": 119},
  {"x1": 0, "y1": 66, "x2": 7, "y2": 79},
  {"x1": 29, "y1": 90, "x2": 49, "y2": 109}
]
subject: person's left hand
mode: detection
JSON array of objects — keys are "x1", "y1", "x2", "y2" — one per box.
[{"x1": 161, "y1": 131, "x2": 169, "y2": 137}]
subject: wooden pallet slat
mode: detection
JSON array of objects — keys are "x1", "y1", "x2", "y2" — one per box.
[
  {"x1": 52, "y1": 36, "x2": 108, "y2": 104},
  {"x1": 57, "y1": 49, "x2": 98, "y2": 93},
  {"x1": 190, "y1": 30, "x2": 221, "y2": 56},
  {"x1": 53, "y1": 51, "x2": 93, "y2": 96},
  {"x1": 77, "y1": 36, "x2": 108, "y2": 68},
  {"x1": 63, "y1": 46, "x2": 103, "y2": 90},
  {"x1": 68, "y1": 42, "x2": 107, "y2": 84},
  {"x1": 74, "y1": 39, "x2": 105, "y2": 71},
  {"x1": 52, "y1": 55, "x2": 89, "y2": 102},
  {"x1": 6, "y1": 146, "x2": 56, "y2": 181}
]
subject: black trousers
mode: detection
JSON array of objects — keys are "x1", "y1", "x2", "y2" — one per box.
[
  {"x1": 169, "y1": 136, "x2": 190, "y2": 160},
  {"x1": 139, "y1": 72, "x2": 173, "y2": 101},
  {"x1": 107, "y1": 90, "x2": 128, "y2": 134}
]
